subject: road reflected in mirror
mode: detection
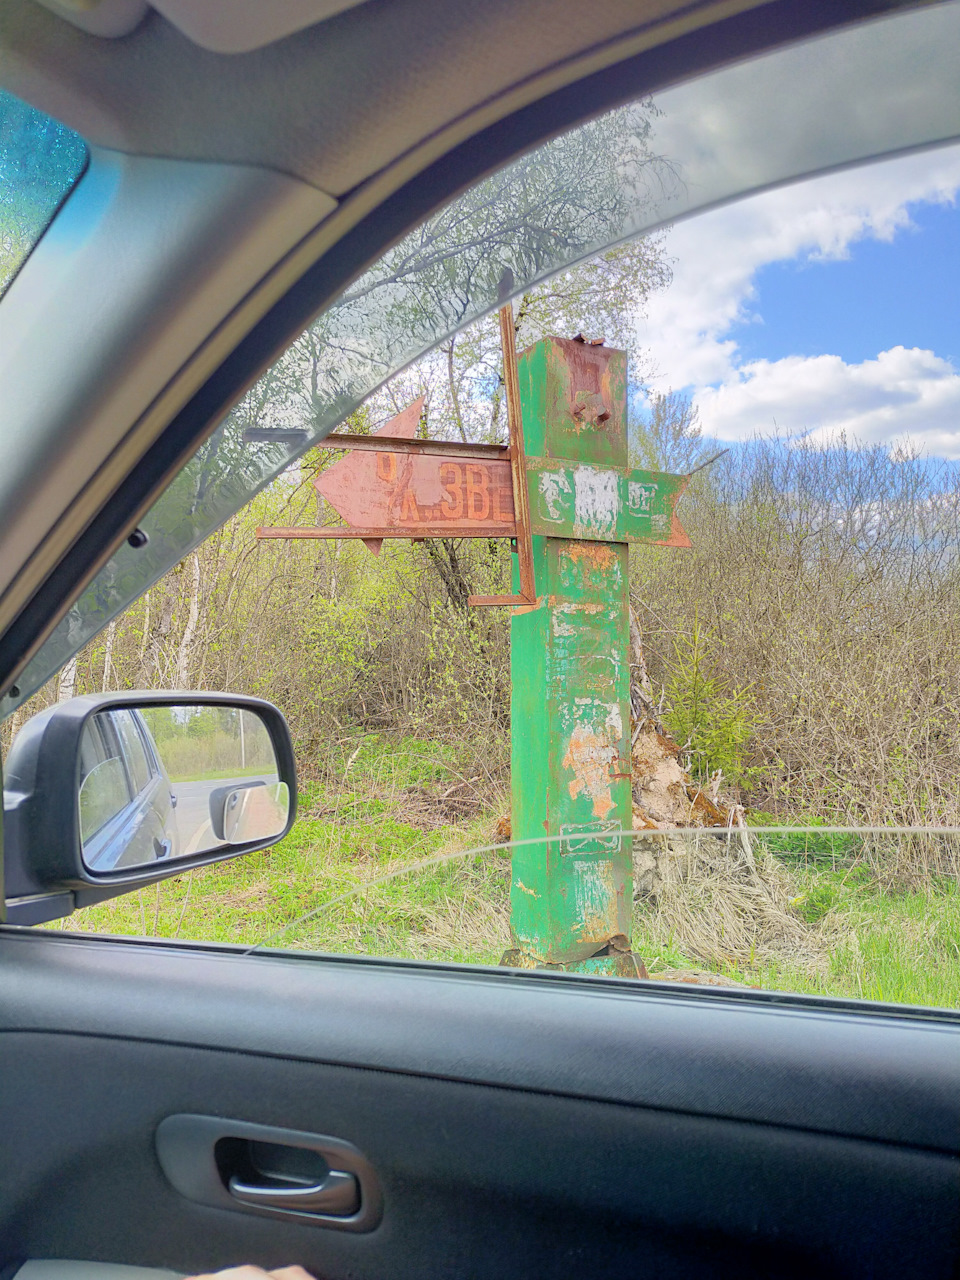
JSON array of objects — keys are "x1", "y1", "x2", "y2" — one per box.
[{"x1": 78, "y1": 704, "x2": 287, "y2": 872}]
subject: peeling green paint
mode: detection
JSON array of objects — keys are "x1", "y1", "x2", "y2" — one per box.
[
  {"x1": 527, "y1": 459, "x2": 690, "y2": 546},
  {"x1": 507, "y1": 338, "x2": 637, "y2": 973}
]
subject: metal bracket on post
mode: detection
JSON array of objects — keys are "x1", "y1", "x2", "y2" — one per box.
[{"x1": 467, "y1": 304, "x2": 537, "y2": 609}]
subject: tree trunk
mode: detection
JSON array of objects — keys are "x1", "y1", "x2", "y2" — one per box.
[
  {"x1": 139, "y1": 591, "x2": 151, "y2": 662},
  {"x1": 424, "y1": 538, "x2": 472, "y2": 614},
  {"x1": 101, "y1": 620, "x2": 117, "y2": 692},
  {"x1": 147, "y1": 583, "x2": 177, "y2": 686},
  {"x1": 57, "y1": 655, "x2": 78, "y2": 702},
  {"x1": 173, "y1": 553, "x2": 202, "y2": 689}
]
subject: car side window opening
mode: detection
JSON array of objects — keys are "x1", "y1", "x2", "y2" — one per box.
[
  {"x1": 13, "y1": 0, "x2": 960, "y2": 708},
  {"x1": 131, "y1": 713, "x2": 162, "y2": 782},
  {"x1": 6, "y1": 2, "x2": 960, "y2": 1009}
]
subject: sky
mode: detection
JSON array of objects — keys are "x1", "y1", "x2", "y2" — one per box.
[{"x1": 636, "y1": 142, "x2": 960, "y2": 458}]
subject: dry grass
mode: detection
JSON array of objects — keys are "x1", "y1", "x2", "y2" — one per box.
[
  {"x1": 635, "y1": 830, "x2": 838, "y2": 977},
  {"x1": 378, "y1": 855, "x2": 511, "y2": 956}
]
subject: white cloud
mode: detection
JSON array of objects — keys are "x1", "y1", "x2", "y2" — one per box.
[
  {"x1": 698, "y1": 347, "x2": 960, "y2": 456},
  {"x1": 637, "y1": 143, "x2": 960, "y2": 454}
]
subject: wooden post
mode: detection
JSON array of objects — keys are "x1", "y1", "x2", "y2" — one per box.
[{"x1": 503, "y1": 337, "x2": 643, "y2": 977}]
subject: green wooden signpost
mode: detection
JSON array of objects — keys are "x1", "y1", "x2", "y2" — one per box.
[
  {"x1": 500, "y1": 336, "x2": 689, "y2": 976},
  {"x1": 259, "y1": 320, "x2": 692, "y2": 977}
]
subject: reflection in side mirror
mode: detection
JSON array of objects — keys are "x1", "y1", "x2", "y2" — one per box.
[
  {"x1": 210, "y1": 781, "x2": 290, "y2": 844},
  {"x1": 78, "y1": 703, "x2": 284, "y2": 873}
]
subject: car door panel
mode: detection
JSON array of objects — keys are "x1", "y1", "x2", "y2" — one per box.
[
  {"x1": 0, "y1": 930, "x2": 957, "y2": 1279},
  {"x1": 0, "y1": 931, "x2": 957, "y2": 1148}
]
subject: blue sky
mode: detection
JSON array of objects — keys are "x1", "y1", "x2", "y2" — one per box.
[
  {"x1": 637, "y1": 143, "x2": 960, "y2": 457},
  {"x1": 730, "y1": 200, "x2": 960, "y2": 370}
]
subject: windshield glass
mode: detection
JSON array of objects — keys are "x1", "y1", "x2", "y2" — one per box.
[
  {"x1": 9, "y1": 0, "x2": 960, "y2": 713},
  {"x1": 0, "y1": 90, "x2": 86, "y2": 296}
]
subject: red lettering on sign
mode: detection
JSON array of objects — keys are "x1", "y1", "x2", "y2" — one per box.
[
  {"x1": 439, "y1": 462, "x2": 464, "y2": 519},
  {"x1": 376, "y1": 452, "x2": 397, "y2": 483},
  {"x1": 400, "y1": 488, "x2": 421, "y2": 522},
  {"x1": 465, "y1": 465, "x2": 490, "y2": 520}
]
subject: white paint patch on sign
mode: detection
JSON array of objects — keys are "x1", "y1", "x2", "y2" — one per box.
[
  {"x1": 573, "y1": 465, "x2": 619, "y2": 538},
  {"x1": 628, "y1": 481, "x2": 657, "y2": 514},
  {"x1": 538, "y1": 470, "x2": 572, "y2": 521}
]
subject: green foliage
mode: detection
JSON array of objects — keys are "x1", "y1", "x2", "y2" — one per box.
[
  {"x1": 774, "y1": 875, "x2": 960, "y2": 1008},
  {"x1": 747, "y1": 812, "x2": 865, "y2": 867},
  {"x1": 330, "y1": 733, "x2": 463, "y2": 789},
  {"x1": 790, "y1": 880, "x2": 840, "y2": 925},
  {"x1": 59, "y1": 747, "x2": 960, "y2": 1009},
  {"x1": 631, "y1": 390, "x2": 709, "y2": 474},
  {"x1": 663, "y1": 622, "x2": 758, "y2": 785}
]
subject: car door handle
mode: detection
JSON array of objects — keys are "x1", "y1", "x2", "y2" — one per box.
[
  {"x1": 228, "y1": 1169, "x2": 359, "y2": 1216},
  {"x1": 156, "y1": 1115, "x2": 382, "y2": 1231}
]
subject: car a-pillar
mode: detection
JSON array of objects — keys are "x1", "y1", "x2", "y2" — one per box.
[{"x1": 502, "y1": 336, "x2": 644, "y2": 978}]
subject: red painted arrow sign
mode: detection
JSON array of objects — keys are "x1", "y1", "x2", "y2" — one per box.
[
  {"x1": 313, "y1": 398, "x2": 515, "y2": 553},
  {"x1": 257, "y1": 398, "x2": 695, "y2": 554}
]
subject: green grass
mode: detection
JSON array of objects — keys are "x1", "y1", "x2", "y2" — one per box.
[
  {"x1": 736, "y1": 871, "x2": 960, "y2": 1007},
  {"x1": 63, "y1": 738, "x2": 512, "y2": 965},
  {"x1": 746, "y1": 811, "x2": 866, "y2": 868},
  {"x1": 63, "y1": 798, "x2": 510, "y2": 964},
  {"x1": 59, "y1": 736, "x2": 960, "y2": 1010}
]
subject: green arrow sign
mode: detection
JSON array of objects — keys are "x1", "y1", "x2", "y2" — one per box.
[{"x1": 525, "y1": 459, "x2": 690, "y2": 547}]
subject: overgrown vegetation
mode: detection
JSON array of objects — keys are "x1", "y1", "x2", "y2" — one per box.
[
  {"x1": 8, "y1": 176, "x2": 960, "y2": 1006},
  {"x1": 634, "y1": 434, "x2": 960, "y2": 881},
  {"x1": 22, "y1": 412, "x2": 960, "y2": 1008},
  {"x1": 57, "y1": 736, "x2": 960, "y2": 1009}
]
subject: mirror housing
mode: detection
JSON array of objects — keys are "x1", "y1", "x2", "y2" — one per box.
[{"x1": 2, "y1": 691, "x2": 297, "y2": 925}]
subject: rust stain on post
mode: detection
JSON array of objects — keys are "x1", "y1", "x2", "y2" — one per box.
[
  {"x1": 564, "y1": 543, "x2": 618, "y2": 570},
  {"x1": 507, "y1": 337, "x2": 638, "y2": 973}
]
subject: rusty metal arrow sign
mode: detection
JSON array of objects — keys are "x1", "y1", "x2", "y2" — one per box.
[
  {"x1": 315, "y1": 397, "x2": 515, "y2": 548},
  {"x1": 257, "y1": 397, "x2": 516, "y2": 552},
  {"x1": 257, "y1": 421, "x2": 691, "y2": 551}
]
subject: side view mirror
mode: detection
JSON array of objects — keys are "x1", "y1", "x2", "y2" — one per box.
[{"x1": 2, "y1": 692, "x2": 297, "y2": 925}]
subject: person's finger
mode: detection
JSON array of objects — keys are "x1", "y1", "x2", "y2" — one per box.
[
  {"x1": 184, "y1": 1268, "x2": 273, "y2": 1280},
  {"x1": 268, "y1": 1267, "x2": 317, "y2": 1280}
]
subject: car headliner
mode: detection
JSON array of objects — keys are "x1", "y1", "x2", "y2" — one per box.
[{"x1": 0, "y1": 0, "x2": 942, "y2": 707}]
